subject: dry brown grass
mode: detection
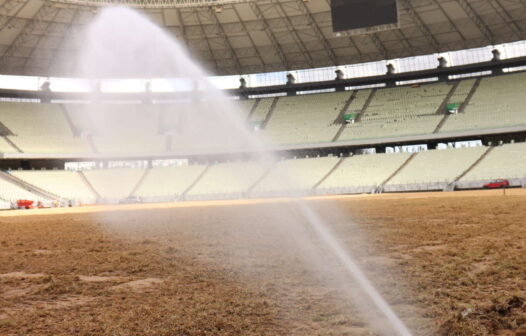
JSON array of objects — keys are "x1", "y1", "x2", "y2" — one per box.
[{"x1": 0, "y1": 193, "x2": 525, "y2": 335}]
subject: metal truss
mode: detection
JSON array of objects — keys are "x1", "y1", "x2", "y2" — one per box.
[
  {"x1": 295, "y1": 0, "x2": 338, "y2": 65},
  {"x1": 400, "y1": 0, "x2": 440, "y2": 52},
  {"x1": 249, "y1": 1, "x2": 288, "y2": 70},
  {"x1": 48, "y1": 0, "x2": 253, "y2": 9},
  {"x1": 0, "y1": 2, "x2": 61, "y2": 71},
  {"x1": 0, "y1": 0, "x2": 525, "y2": 77},
  {"x1": 455, "y1": 0, "x2": 495, "y2": 44}
]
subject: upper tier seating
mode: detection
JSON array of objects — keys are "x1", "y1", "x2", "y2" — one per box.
[
  {"x1": 133, "y1": 164, "x2": 207, "y2": 200},
  {"x1": 187, "y1": 161, "x2": 271, "y2": 198},
  {"x1": 236, "y1": 99, "x2": 255, "y2": 120},
  {"x1": 447, "y1": 79, "x2": 475, "y2": 106},
  {"x1": 364, "y1": 82, "x2": 450, "y2": 120},
  {"x1": 93, "y1": 135, "x2": 166, "y2": 154},
  {"x1": 0, "y1": 73, "x2": 524, "y2": 156},
  {"x1": 338, "y1": 115, "x2": 443, "y2": 141},
  {"x1": 0, "y1": 175, "x2": 45, "y2": 202},
  {"x1": 250, "y1": 98, "x2": 273, "y2": 122},
  {"x1": 461, "y1": 142, "x2": 526, "y2": 181},
  {"x1": 338, "y1": 82, "x2": 452, "y2": 141},
  {"x1": 8, "y1": 136, "x2": 92, "y2": 154},
  {"x1": 66, "y1": 104, "x2": 160, "y2": 135},
  {"x1": 83, "y1": 168, "x2": 145, "y2": 202},
  {"x1": 0, "y1": 102, "x2": 72, "y2": 136},
  {"x1": 0, "y1": 102, "x2": 90, "y2": 153},
  {"x1": 11, "y1": 170, "x2": 97, "y2": 204},
  {"x1": 67, "y1": 104, "x2": 167, "y2": 154},
  {"x1": 317, "y1": 152, "x2": 411, "y2": 192},
  {"x1": 252, "y1": 156, "x2": 339, "y2": 195},
  {"x1": 441, "y1": 72, "x2": 526, "y2": 133},
  {"x1": 0, "y1": 137, "x2": 17, "y2": 153},
  {"x1": 340, "y1": 89, "x2": 372, "y2": 118},
  {"x1": 387, "y1": 146, "x2": 487, "y2": 185},
  {"x1": 264, "y1": 92, "x2": 350, "y2": 144}
]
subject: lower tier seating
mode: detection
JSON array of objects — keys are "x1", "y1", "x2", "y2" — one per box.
[
  {"x1": 2, "y1": 142, "x2": 524, "y2": 204},
  {"x1": 0, "y1": 176, "x2": 45, "y2": 203},
  {"x1": 461, "y1": 142, "x2": 526, "y2": 181},
  {"x1": 252, "y1": 156, "x2": 340, "y2": 195},
  {"x1": 317, "y1": 152, "x2": 412, "y2": 193},
  {"x1": 387, "y1": 146, "x2": 487, "y2": 186},
  {"x1": 11, "y1": 170, "x2": 97, "y2": 204},
  {"x1": 133, "y1": 164, "x2": 207, "y2": 200},
  {"x1": 187, "y1": 161, "x2": 271, "y2": 198},
  {"x1": 83, "y1": 168, "x2": 145, "y2": 202}
]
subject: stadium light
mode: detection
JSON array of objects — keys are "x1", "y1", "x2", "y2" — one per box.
[
  {"x1": 214, "y1": 4, "x2": 223, "y2": 13},
  {"x1": 335, "y1": 69, "x2": 345, "y2": 80},
  {"x1": 286, "y1": 73, "x2": 296, "y2": 85},
  {"x1": 239, "y1": 77, "x2": 247, "y2": 89},
  {"x1": 437, "y1": 57, "x2": 448, "y2": 69},
  {"x1": 492, "y1": 49, "x2": 501, "y2": 61}
]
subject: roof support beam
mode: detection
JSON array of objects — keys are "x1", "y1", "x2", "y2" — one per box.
[
  {"x1": 272, "y1": 0, "x2": 314, "y2": 68},
  {"x1": 400, "y1": 0, "x2": 440, "y2": 52},
  {"x1": 46, "y1": 7, "x2": 83, "y2": 72},
  {"x1": 393, "y1": 29, "x2": 415, "y2": 55},
  {"x1": 0, "y1": 0, "x2": 25, "y2": 14},
  {"x1": 489, "y1": 0, "x2": 523, "y2": 38},
  {"x1": 231, "y1": 4, "x2": 266, "y2": 72},
  {"x1": 0, "y1": 0, "x2": 28, "y2": 32},
  {"x1": 431, "y1": 0, "x2": 467, "y2": 42},
  {"x1": 249, "y1": 1, "x2": 289, "y2": 70},
  {"x1": 193, "y1": 8, "x2": 219, "y2": 72},
  {"x1": 0, "y1": 2, "x2": 59, "y2": 71},
  {"x1": 455, "y1": 0, "x2": 495, "y2": 44},
  {"x1": 295, "y1": 0, "x2": 338, "y2": 65},
  {"x1": 175, "y1": 8, "x2": 188, "y2": 47},
  {"x1": 22, "y1": 6, "x2": 64, "y2": 70},
  {"x1": 208, "y1": 7, "x2": 242, "y2": 74},
  {"x1": 370, "y1": 34, "x2": 388, "y2": 59}
]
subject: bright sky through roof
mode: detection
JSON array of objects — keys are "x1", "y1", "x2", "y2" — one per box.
[{"x1": 0, "y1": 41, "x2": 525, "y2": 93}]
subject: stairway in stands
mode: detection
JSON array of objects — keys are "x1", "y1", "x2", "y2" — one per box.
[
  {"x1": 332, "y1": 89, "x2": 377, "y2": 142},
  {"x1": 79, "y1": 171, "x2": 102, "y2": 200},
  {"x1": 261, "y1": 97, "x2": 279, "y2": 129},
  {"x1": 0, "y1": 171, "x2": 61, "y2": 201},
  {"x1": 433, "y1": 82, "x2": 460, "y2": 133},
  {"x1": 181, "y1": 165, "x2": 211, "y2": 200},
  {"x1": 375, "y1": 153, "x2": 418, "y2": 193},
  {"x1": 312, "y1": 157, "x2": 346, "y2": 190},
  {"x1": 445, "y1": 146, "x2": 495, "y2": 191},
  {"x1": 434, "y1": 78, "x2": 482, "y2": 133}
]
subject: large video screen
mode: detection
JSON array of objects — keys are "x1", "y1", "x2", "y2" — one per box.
[{"x1": 331, "y1": 0, "x2": 398, "y2": 33}]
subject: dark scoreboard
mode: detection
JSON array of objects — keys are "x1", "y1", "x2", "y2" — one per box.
[{"x1": 331, "y1": 0, "x2": 398, "y2": 33}]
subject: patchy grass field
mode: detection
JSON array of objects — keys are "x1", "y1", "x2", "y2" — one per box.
[{"x1": 0, "y1": 193, "x2": 525, "y2": 336}]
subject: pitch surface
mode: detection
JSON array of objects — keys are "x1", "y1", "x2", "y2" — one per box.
[{"x1": 0, "y1": 192, "x2": 525, "y2": 335}]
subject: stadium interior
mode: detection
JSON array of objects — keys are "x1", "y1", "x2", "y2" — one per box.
[
  {"x1": 0, "y1": 66, "x2": 525, "y2": 207},
  {"x1": 1, "y1": 1, "x2": 526, "y2": 335}
]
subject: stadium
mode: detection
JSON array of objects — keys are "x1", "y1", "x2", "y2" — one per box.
[{"x1": 0, "y1": 0, "x2": 525, "y2": 335}]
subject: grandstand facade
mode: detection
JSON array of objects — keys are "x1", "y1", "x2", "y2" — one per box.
[
  {"x1": 0, "y1": 0, "x2": 525, "y2": 208},
  {"x1": 0, "y1": 55, "x2": 525, "y2": 206}
]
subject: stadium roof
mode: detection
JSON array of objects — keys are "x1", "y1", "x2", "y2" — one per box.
[{"x1": 0, "y1": 0, "x2": 525, "y2": 77}]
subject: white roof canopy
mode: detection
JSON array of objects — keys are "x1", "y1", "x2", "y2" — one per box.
[{"x1": 0, "y1": 0, "x2": 525, "y2": 76}]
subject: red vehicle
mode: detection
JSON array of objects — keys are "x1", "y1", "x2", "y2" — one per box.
[
  {"x1": 483, "y1": 179, "x2": 510, "y2": 189},
  {"x1": 17, "y1": 200, "x2": 35, "y2": 209}
]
